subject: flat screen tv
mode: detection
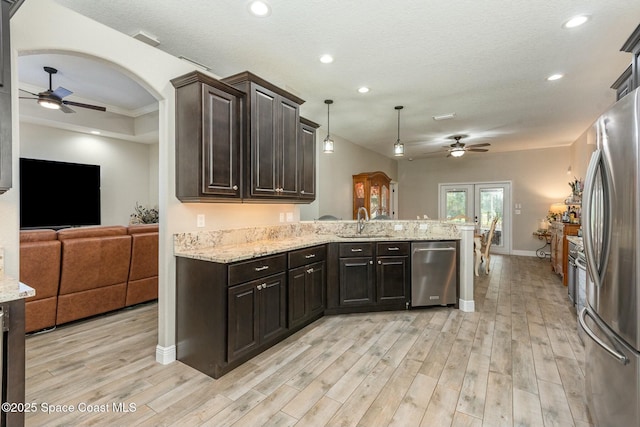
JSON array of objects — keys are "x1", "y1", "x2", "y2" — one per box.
[{"x1": 20, "y1": 158, "x2": 101, "y2": 229}]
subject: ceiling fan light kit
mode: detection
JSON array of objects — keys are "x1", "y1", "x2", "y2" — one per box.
[
  {"x1": 323, "y1": 99, "x2": 334, "y2": 154},
  {"x1": 393, "y1": 105, "x2": 404, "y2": 157},
  {"x1": 444, "y1": 134, "x2": 490, "y2": 158},
  {"x1": 19, "y1": 66, "x2": 106, "y2": 114}
]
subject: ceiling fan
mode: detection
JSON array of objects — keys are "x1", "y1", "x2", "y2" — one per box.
[
  {"x1": 19, "y1": 66, "x2": 107, "y2": 114},
  {"x1": 444, "y1": 135, "x2": 490, "y2": 157}
]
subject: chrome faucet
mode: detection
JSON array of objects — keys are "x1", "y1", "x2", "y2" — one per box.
[{"x1": 357, "y1": 207, "x2": 369, "y2": 234}]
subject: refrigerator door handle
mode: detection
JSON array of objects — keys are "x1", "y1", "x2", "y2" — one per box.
[
  {"x1": 582, "y1": 147, "x2": 612, "y2": 288},
  {"x1": 579, "y1": 307, "x2": 629, "y2": 365}
]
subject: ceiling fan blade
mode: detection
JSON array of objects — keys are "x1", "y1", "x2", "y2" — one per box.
[
  {"x1": 60, "y1": 104, "x2": 76, "y2": 114},
  {"x1": 19, "y1": 88, "x2": 39, "y2": 96},
  {"x1": 19, "y1": 96, "x2": 38, "y2": 100},
  {"x1": 468, "y1": 148, "x2": 489, "y2": 152},
  {"x1": 468, "y1": 143, "x2": 491, "y2": 148},
  {"x1": 52, "y1": 86, "x2": 73, "y2": 99},
  {"x1": 63, "y1": 100, "x2": 106, "y2": 112}
]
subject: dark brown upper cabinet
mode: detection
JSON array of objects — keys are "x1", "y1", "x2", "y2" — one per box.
[
  {"x1": 222, "y1": 71, "x2": 305, "y2": 201},
  {"x1": 0, "y1": 0, "x2": 11, "y2": 194},
  {"x1": 171, "y1": 71, "x2": 244, "y2": 202},
  {"x1": 614, "y1": 23, "x2": 640, "y2": 100},
  {"x1": 299, "y1": 117, "x2": 319, "y2": 201}
]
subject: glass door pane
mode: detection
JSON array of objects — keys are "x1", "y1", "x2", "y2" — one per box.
[
  {"x1": 439, "y1": 184, "x2": 474, "y2": 221},
  {"x1": 475, "y1": 183, "x2": 510, "y2": 254}
]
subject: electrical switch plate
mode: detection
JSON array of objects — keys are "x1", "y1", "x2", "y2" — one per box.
[
  {"x1": 279, "y1": 213, "x2": 285, "y2": 222},
  {"x1": 286, "y1": 212, "x2": 293, "y2": 222},
  {"x1": 394, "y1": 224, "x2": 403, "y2": 231},
  {"x1": 196, "y1": 214, "x2": 205, "y2": 227},
  {"x1": 515, "y1": 209, "x2": 521, "y2": 215}
]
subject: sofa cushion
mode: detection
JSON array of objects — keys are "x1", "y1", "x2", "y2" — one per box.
[
  {"x1": 128, "y1": 224, "x2": 159, "y2": 235},
  {"x1": 20, "y1": 229, "x2": 57, "y2": 242},
  {"x1": 21, "y1": 240, "x2": 61, "y2": 301},
  {"x1": 57, "y1": 225, "x2": 128, "y2": 240},
  {"x1": 58, "y1": 235, "x2": 132, "y2": 295}
]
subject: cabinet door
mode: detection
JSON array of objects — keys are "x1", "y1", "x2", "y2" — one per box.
[
  {"x1": 228, "y1": 281, "x2": 259, "y2": 362},
  {"x1": 298, "y1": 121, "x2": 316, "y2": 200},
  {"x1": 259, "y1": 272, "x2": 287, "y2": 343},
  {"x1": 278, "y1": 98, "x2": 299, "y2": 197},
  {"x1": 288, "y1": 266, "x2": 307, "y2": 328},
  {"x1": 339, "y1": 257, "x2": 374, "y2": 305},
  {"x1": 201, "y1": 83, "x2": 241, "y2": 197},
  {"x1": 250, "y1": 85, "x2": 278, "y2": 196},
  {"x1": 377, "y1": 256, "x2": 409, "y2": 303},
  {"x1": 308, "y1": 261, "x2": 325, "y2": 315}
]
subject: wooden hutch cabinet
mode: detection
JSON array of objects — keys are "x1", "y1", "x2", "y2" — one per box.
[{"x1": 352, "y1": 171, "x2": 391, "y2": 219}]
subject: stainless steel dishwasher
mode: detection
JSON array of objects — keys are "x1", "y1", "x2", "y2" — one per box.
[{"x1": 411, "y1": 241, "x2": 457, "y2": 307}]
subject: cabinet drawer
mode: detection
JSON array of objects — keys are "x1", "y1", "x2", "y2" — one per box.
[
  {"x1": 289, "y1": 245, "x2": 326, "y2": 269},
  {"x1": 339, "y1": 242, "x2": 373, "y2": 257},
  {"x1": 377, "y1": 242, "x2": 409, "y2": 256},
  {"x1": 228, "y1": 253, "x2": 287, "y2": 286}
]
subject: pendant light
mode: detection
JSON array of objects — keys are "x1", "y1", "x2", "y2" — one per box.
[
  {"x1": 323, "y1": 99, "x2": 334, "y2": 154},
  {"x1": 393, "y1": 106, "x2": 405, "y2": 156}
]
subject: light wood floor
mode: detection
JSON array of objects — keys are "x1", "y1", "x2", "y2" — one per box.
[{"x1": 25, "y1": 255, "x2": 592, "y2": 426}]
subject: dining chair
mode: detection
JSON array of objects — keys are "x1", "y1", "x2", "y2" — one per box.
[{"x1": 476, "y1": 217, "x2": 499, "y2": 275}]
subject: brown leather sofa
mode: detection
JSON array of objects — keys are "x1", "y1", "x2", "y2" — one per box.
[
  {"x1": 19, "y1": 224, "x2": 159, "y2": 333},
  {"x1": 126, "y1": 224, "x2": 159, "y2": 306},
  {"x1": 20, "y1": 229, "x2": 61, "y2": 333}
]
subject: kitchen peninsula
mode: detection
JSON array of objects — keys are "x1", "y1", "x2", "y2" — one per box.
[
  {"x1": 0, "y1": 277, "x2": 35, "y2": 426},
  {"x1": 174, "y1": 220, "x2": 474, "y2": 378}
]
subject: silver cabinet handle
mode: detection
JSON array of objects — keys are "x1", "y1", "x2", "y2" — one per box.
[
  {"x1": 254, "y1": 266, "x2": 269, "y2": 272},
  {"x1": 378, "y1": 260, "x2": 382, "y2": 264},
  {"x1": 304, "y1": 254, "x2": 316, "y2": 259},
  {"x1": 306, "y1": 268, "x2": 314, "y2": 274},
  {"x1": 369, "y1": 260, "x2": 373, "y2": 264},
  {"x1": 301, "y1": 190, "x2": 305, "y2": 194},
  {"x1": 414, "y1": 247, "x2": 456, "y2": 252},
  {"x1": 351, "y1": 248, "x2": 363, "y2": 252},
  {"x1": 387, "y1": 247, "x2": 400, "y2": 251},
  {"x1": 578, "y1": 307, "x2": 628, "y2": 365},
  {"x1": 232, "y1": 185, "x2": 238, "y2": 190}
]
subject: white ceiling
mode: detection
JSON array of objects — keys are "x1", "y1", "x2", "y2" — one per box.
[{"x1": 34, "y1": 0, "x2": 640, "y2": 158}]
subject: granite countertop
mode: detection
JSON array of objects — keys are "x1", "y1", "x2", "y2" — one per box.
[
  {"x1": 0, "y1": 276, "x2": 35, "y2": 303},
  {"x1": 174, "y1": 220, "x2": 467, "y2": 264}
]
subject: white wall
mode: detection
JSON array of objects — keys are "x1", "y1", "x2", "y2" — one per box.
[{"x1": 20, "y1": 122, "x2": 157, "y2": 226}]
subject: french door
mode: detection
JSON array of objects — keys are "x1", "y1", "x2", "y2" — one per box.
[{"x1": 438, "y1": 182, "x2": 511, "y2": 254}]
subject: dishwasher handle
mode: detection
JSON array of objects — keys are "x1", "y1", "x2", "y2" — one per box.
[{"x1": 414, "y1": 247, "x2": 456, "y2": 253}]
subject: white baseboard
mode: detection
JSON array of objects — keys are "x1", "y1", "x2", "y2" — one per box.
[
  {"x1": 510, "y1": 250, "x2": 538, "y2": 257},
  {"x1": 459, "y1": 299, "x2": 475, "y2": 312},
  {"x1": 155, "y1": 345, "x2": 176, "y2": 365}
]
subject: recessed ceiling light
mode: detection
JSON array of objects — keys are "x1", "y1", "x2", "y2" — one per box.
[
  {"x1": 563, "y1": 15, "x2": 589, "y2": 29},
  {"x1": 547, "y1": 73, "x2": 564, "y2": 81},
  {"x1": 320, "y1": 54, "x2": 334, "y2": 64},
  {"x1": 358, "y1": 87, "x2": 370, "y2": 93},
  {"x1": 249, "y1": 1, "x2": 271, "y2": 17}
]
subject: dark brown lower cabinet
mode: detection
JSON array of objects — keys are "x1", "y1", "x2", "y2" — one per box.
[
  {"x1": 289, "y1": 261, "x2": 325, "y2": 328},
  {"x1": 327, "y1": 242, "x2": 409, "y2": 314},
  {"x1": 339, "y1": 256, "x2": 375, "y2": 305},
  {"x1": 228, "y1": 272, "x2": 286, "y2": 363}
]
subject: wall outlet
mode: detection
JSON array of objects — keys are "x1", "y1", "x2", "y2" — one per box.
[
  {"x1": 394, "y1": 224, "x2": 403, "y2": 231},
  {"x1": 279, "y1": 213, "x2": 285, "y2": 222},
  {"x1": 196, "y1": 214, "x2": 205, "y2": 227},
  {"x1": 515, "y1": 209, "x2": 521, "y2": 215},
  {"x1": 419, "y1": 223, "x2": 428, "y2": 230},
  {"x1": 286, "y1": 212, "x2": 293, "y2": 222}
]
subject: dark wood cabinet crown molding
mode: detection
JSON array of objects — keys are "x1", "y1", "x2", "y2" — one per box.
[
  {"x1": 170, "y1": 70, "x2": 244, "y2": 97},
  {"x1": 222, "y1": 71, "x2": 305, "y2": 105},
  {"x1": 300, "y1": 116, "x2": 320, "y2": 128},
  {"x1": 611, "y1": 65, "x2": 633, "y2": 89},
  {"x1": 621, "y1": 23, "x2": 640, "y2": 53}
]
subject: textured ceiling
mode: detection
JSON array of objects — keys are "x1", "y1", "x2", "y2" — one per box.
[{"x1": 46, "y1": 0, "x2": 640, "y2": 158}]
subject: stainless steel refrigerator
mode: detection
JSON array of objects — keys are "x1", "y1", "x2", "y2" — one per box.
[{"x1": 579, "y1": 87, "x2": 640, "y2": 427}]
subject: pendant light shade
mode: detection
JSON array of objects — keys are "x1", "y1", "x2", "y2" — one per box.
[
  {"x1": 394, "y1": 106, "x2": 404, "y2": 157},
  {"x1": 323, "y1": 99, "x2": 334, "y2": 154}
]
